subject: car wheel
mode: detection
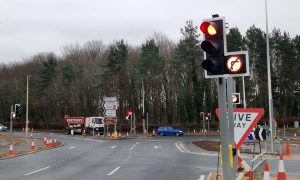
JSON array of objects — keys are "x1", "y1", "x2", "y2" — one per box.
[
  {"x1": 160, "y1": 132, "x2": 164, "y2": 136},
  {"x1": 176, "y1": 132, "x2": 179, "y2": 136}
]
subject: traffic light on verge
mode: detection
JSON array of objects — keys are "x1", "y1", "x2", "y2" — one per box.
[
  {"x1": 126, "y1": 111, "x2": 132, "y2": 120},
  {"x1": 15, "y1": 104, "x2": 22, "y2": 119},
  {"x1": 200, "y1": 15, "x2": 226, "y2": 77}
]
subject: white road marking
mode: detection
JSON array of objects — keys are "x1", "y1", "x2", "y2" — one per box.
[
  {"x1": 199, "y1": 175, "x2": 205, "y2": 180},
  {"x1": 24, "y1": 166, "x2": 50, "y2": 176},
  {"x1": 135, "y1": 142, "x2": 140, "y2": 145},
  {"x1": 154, "y1": 146, "x2": 162, "y2": 149},
  {"x1": 69, "y1": 146, "x2": 75, "y2": 150},
  {"x1": 111, "y1": 146, "x2": 117, "y2": 149},
  {"x1": 107, "y1": 166, "x2": 120, "y2": 176}
]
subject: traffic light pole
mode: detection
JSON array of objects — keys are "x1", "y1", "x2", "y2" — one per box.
[
  {"x1": 217, "y1": 78, "x2": 234, "y2": 180},
  {"x1": 226, "y1": 77, "x2": 237, "y2": 173}
]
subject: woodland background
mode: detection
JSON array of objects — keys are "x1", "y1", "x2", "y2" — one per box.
[{"x1": 1, "y1": 21, "x2": 299, "y2": 129}]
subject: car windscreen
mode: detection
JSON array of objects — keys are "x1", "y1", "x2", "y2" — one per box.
[{"x1": 94, "y1": 118, "x2": 103, "y2": 124}]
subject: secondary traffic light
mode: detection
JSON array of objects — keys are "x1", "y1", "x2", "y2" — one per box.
[
  {"x1": 200, "y1": 16, "x2": 226, "y2": 77},
  {"x1": 126, "y1": 111, "x2": 132, "y2": 120},
  {"x1": 15, "y1": 104, "x2": 22, "y2": 119}
]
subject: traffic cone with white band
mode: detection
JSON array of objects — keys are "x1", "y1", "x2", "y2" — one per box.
[
  {"x1": 263, "y1": 161, "x2": 270, "y2": 180},
  {"x1": 277, "y1": 154, "x2": 286, "y2": 180},
  {"x1": 31, "y1": 140, "x2": 35, "y2": 150},
  {"x1": 8, "y1": 144, "x2": 14, "y2": 155}
]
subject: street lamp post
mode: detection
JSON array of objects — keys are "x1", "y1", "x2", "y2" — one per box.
[
  {"x1": 26, "y1": 75, "x2": 31, "y2": 136},
  {"x1": 265, "y1": 0, "x2": 275, "y2": 153}
]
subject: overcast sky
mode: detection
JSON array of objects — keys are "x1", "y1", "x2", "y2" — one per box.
[{"x1": 0, "y1": 0, "x2": 299, "y2": 64}]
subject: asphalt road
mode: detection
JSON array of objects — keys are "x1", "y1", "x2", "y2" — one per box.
[{"x1": 0, "y1": 134, "x2": 299, "y2": 180}]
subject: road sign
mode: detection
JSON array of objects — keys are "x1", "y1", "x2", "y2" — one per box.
[
  {"x1": 232, "y1": 93, "x2": 241, "y2": 104},
  {"x1": 102, "y1": 101, "x2": 118, "y2": 110},
  {"x1": 255, "y1": 128, "x2": 267, "y2": 140},
  {"x1": 103, "y1": 117, "x2": 117, "y2": 125},
  {"x1": 215, "y1": 108, "x2": 265, "y2": 149},
  {"x1": 104, "y1": 110, "x2": 116, "y2": 117},
  {"x1": 103, "y1": 97, "x2": 117, "y2": 102}
]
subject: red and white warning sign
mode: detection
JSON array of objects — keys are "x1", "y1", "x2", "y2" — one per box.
[{"x1": 215, "y1": 108, "x2": 264, "y2": 149}]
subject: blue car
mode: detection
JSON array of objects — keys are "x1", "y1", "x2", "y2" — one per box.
[{"x1": 157, "y1": 126, "x2": 184, "y2": 136}]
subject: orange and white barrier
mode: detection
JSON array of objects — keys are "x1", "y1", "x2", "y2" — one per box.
[
  {"x1": 263, "y1": 161, "x2": 270, "y2": 180},
  {"x1": 277, "y1": 154, "x2": 286, "y2": 180},
  {"x1": 238, "y1": 155, "x2": 252, "y2": 177}
]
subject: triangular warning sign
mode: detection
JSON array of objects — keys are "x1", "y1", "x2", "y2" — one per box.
[{"x1": 215, "y1": 108, "x2": 264, "y2": 149}]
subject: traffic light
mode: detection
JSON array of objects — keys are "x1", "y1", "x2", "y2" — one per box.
[
  {"x1": 15, "y1": 104, "x2": 22, "y2": 119},
  {"x1": 199, "y1": 112, "x2": 204, "y2": 120},
  {"x1": 200, "y1": 16, "x2": 226, "y2": 77},
  {"x1": 126, "y1": 111, "x2": 132, "y2": 120}
]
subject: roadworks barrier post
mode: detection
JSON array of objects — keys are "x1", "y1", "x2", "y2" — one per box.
[
  {"x1": 97, "y1": 132, "x2": 100, "y2": 140},
  {"x1": 238, "y1": 155, "x2": 252, "y2": 177}
]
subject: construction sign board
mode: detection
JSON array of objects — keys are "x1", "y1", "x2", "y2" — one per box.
[{"x1": 215, "y1": 108, "x2": 264, "y2": 149}]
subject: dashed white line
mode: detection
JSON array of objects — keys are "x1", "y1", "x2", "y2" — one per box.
[
  {"x1": 107, "y1": 166, "x2": 120, "y2": 176},
  {"x1": 69, "y1": 146, "x2": 75, "y2": 150},
  {"x1": 24, "y1": 166, "x2": 50, "y2": 176},
  {"x1": 199, "y1": 175, "x2": 205, "y2": 180},
  {"x1": 111, "y1": 146, "x2": 117, "y2": 149}
]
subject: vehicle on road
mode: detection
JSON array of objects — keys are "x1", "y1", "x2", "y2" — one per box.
[
  {"x1": 157, "y1": 126, "x2": 184, "y2": 136},
  {"x1": 64, "y1": 116, "x2": 104, "y2": 135},
  {"x1": 0, "y1": 123, "x2": 7, "y2": 131}
]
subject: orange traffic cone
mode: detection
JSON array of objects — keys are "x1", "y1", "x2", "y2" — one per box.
[
  {"x1": 30, "y1": 132, "x2": 33, "y2": 139},
  {"x1": 238, "y1": 155, "x2": 252, "y2": 177},
  {"x1": 108, "y1": 132, "x2": 111, "y2": 139},
  {"x1": 263, "y1": 161, "x2": 270, "y2": 180},
  {"x1": 31, "y1": 140, "x2": 35, "y2": 150},
  {"x1": 45, "y1": 139, "x2": 49, "y2": 147},
  {"x1": 285, "y1": 142, "x2": 291, "y2": 156},
  {"x1": 54, "y1": 138, "x2": 57, "y2": 146},
  {"x1": 126, "y1": 131, "x2": 129, "y2": 136},
  {"x1": 43, "y1": 136, "x2": 47, "y2": 145},
  {"x1": 152, "y1": 129, "x2": 155, "y2": 135},
  {"x1": 277, "y1": 154, "x2": 286, "y2": 180},
  {"x1": 97, "y1": 132, "x2": 100, "y2": 140},
  {"x1": 49, "y1": 139, "x2": 53, "y2": 147},
  {"x1": 119, "y1": 132, "x2": 121, "y2": 137},
  {"x1": 8, "y1": 144, "x2": 14, "y2": 155},
  {"x1": 294, "y1": 133, "x2": 297, "y2": 137}
]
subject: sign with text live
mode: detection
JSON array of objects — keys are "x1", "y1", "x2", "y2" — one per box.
[{"x1": 215, "y1": 108, "x2": 264, "y2": 149}]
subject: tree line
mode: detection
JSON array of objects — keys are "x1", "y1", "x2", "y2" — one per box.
[{"x1": 0, "y1": 21, "x2": 299, "y2": 129}]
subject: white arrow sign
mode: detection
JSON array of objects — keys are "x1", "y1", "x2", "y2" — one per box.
[
  {"x1": 103, "y1": 97, "x2": 117, "y2": 102},
  {"x1": 216, "y1": 108, "x2": 264, "y2": 149},
  {"x1": 103, "y1": 101, "x2": 118, "y2": 110},
  {"x1": 104, "y1": 110, "x2": 116, "y2": 117}
]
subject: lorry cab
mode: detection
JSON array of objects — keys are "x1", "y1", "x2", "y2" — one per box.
[{"x1": 85, "y1": 117, "x2": 104, "y2": 135}]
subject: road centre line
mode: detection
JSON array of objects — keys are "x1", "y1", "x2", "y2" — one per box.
[
  {"x1": 199, "y1": 175, "x2": 205, "y2": 180},
  {"x1": 111, "y1": 146, "x2": 117, "y2": 149},
  {"x1": 24, "y1": 166, "x2": 50, "y2": 176},
  {"x1": 69, "y1": 146, "x2": 75, "y2": 149},
  {"x1": 107, "y1": 166, "x2": 120, "y2": 176}
]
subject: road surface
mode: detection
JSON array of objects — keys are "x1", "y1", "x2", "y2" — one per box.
[{"x1": 0, "y1": 134, "x2": 299, "y2": 180}]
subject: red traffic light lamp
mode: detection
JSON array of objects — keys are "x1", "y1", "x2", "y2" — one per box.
[{"x1": 200, "y1": 21, "x2": 217, "y2": 36}]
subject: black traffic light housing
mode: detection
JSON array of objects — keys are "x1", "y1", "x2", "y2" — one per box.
[
  {"x1": 15, "y1": 104, "x2": 22, "y2": 119},
  {"x1": 200, "y1": 16, "x2": 226, "y2": 77}
]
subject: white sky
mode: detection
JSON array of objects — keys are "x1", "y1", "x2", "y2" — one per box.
[{"x1": 0, "y1": 0, "x2": 299, "y2": 64}]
